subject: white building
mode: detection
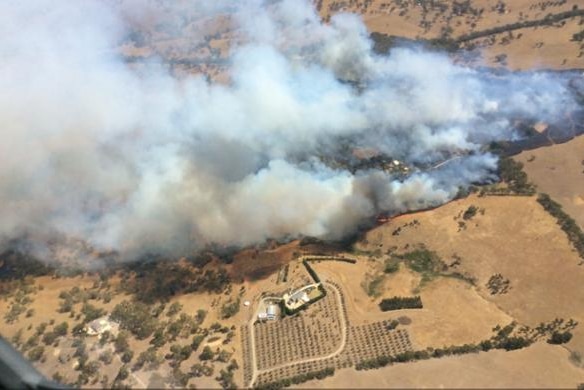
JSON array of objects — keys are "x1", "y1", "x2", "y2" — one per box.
[
  {"x1": 85, "y1": 316, "x2": 118, "y2": 336},
  {"x1": 257, "y1": 303, "x2": 279, "y2": 321},
  {"x1": 266, "y1": 304, "x2": 278, "y2": 321}
]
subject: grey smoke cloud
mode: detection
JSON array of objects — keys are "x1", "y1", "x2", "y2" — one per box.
[{"x1": 0, "y1": 0, "x2": 577, "y2": 262}]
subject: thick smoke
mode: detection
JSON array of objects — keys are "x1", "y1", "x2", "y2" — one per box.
[{"x1": 0, "y1": 0, "x2": 577, "y2": 263}]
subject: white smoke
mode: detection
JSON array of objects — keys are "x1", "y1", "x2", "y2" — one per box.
[{"x1": 0, "y1": 0, "x2": 577, "y2": 262}]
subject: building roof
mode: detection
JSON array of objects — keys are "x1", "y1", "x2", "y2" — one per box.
[
  {"x1": 266, "y1": 304, "x2": 277, "y2": 316},
  {"x1": 86, "y1": 316, "x2": 116, "y2": 336}
]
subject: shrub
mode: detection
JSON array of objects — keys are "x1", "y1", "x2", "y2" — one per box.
[
  {"x1": 479, "y1": 340, "x2": 493, "y2": 351},
  {"x1": 216, "y1": 349, "x2": 231, "y2": 363},
  {"x1": 52, "y1": 372, "x2": 64, "y2": 383},
  {"x1": 166, "y1": 302, "x2": 183, "y2": 317},
  {"x1": 216, "y1": 368, "x2": 235, "y2": 389},
  {"x1": 199, "y1": 346, "x2": 214, "y2": 361},
  {"x1": 386, "y1": 320, "x2": 399, "y2": 330},
  {"x1": 196, "y1": 309, "x2": 207, "y2": 324},
  {"x1": 150, "y1": 328, "x2": 167, "y2": 348},
  {"x1": 35, "y1": 323, "x2": 48, "y2": 336},
  {"x1": 117, "y1": 365, "x2": 129, "y2": 381},
  {"x1": 401, "y1": 249, "x2": 440, "y2": 274},
  {"x1": 81, "y1": 303, "x2": 106, "y2": 323},
  {"x1": 462, "y1": 205, "x2": 478, "y2": 220},
  {"x1": 111, "y1": 300, "x2": 157, "y2": 339},
  {"x1": 42, "y1": 332, "x2": 58, "y2": 346},
  {"x1": 498, "y1": 157, "x2": 535, "y2": 195},
  {"x1": 497, "y1": 336, "x2": 531, "y2": 351},
  {"x1": 28, "y1": 346, "x2": 45, "y2": 362},
  {"x1": 114, "y1": 332, "x2": 130, "y2": 354},
  {"x1": 121, "y1": 350, "x2": 134, "y2": 363},
  {"x1": 192, "y1": 335, "x2": 205, "y2": 351},
  {"x1": 548, "y1": 331, "x2": 573, "y2": 345},
  {"x1": 98, "y1": 331, "x2": 111, "y2": 346},
  {"x1": 384, "y1": 259, "x2": 400, "y2": 274},
  {"x1": 362, "y1": 274, "x2": 384, "y2": 298},
  {"x1": 191, "y1": 363, "x2": 214, "y2": 377},
  {"x1": 221, "y1": 297, "x2": 240, "y2": 319},
  {"x1": 54, "y1": 322, "x2": 68, "y2": 336},
  {"x1": 135, "y1": 348, "x2": 162, "y2": 370},
  {"x1": 72, "y1": 323, "x2": 85, "y2": 336},
  {"x1": 99, "y1": 351, "x2": 113, "y2": 365}
]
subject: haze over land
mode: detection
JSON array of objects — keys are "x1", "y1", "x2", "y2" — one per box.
[
  {"x1": 2, "y1": 1, "x2": 584, "y2": 389},
  {"x1": 0, "y1": 0, "x2": 580, "y2": 264}
]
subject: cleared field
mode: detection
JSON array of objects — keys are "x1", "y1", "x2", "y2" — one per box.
[
  {"x1": 297, "y1": 341, "x2": 584, "y2": 388},
  {"x1": 477, "y1": 16, "x2": 584, "y2": 69},
  {"x1": 319, "y1": 0, "x2": 584, "y2": 70},
  {"x1": 320, "y1": 0, "x2": 580, "y2": 33},
  {"x1": 320, "y1": 0, "x2": 583, "y2": 37},
  {"x1": 516, "y1": 135, "x2": 584, "y2": 230},
  {"x1": 404, "y1": 277, "x2": 514, "y2": 349},
  {"x1": 358, "y1": 194, "x2": 584, "y2": 359},
  {"x1": 311, "y1": 259, "x2": 513, "y2": 348}
]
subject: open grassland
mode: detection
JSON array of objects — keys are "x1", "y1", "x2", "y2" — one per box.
[
  {"x1": 475, "y1": 15, "x2": 584, "y2": 69},
  {"x1": 319, "y1": 0, "x2": 583, "y2": 37},
  {"x1": 319, "y1": 0, "x2": 584, "y2": 69},
  {"x1": 296, "y1": 341, "x2": 584, "y2": 388},
  {"x1": 516, "y1": 135, "x2": 584, "y2": 230},
  {"x1": 311, "y1": 260, "x2": 513, "y2": 348},
  {"x1": 358, "y1": 193, "x2": 584, "y2": 363}
]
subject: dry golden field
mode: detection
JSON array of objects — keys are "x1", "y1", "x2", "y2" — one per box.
[
  {"x1": 516, "y1": 135, "x2": 584, "y2": 229},
  {"x1": 319, "y1": 0, "x2": 584, "y2": 69},
  {"x1": 3, "y1": 1, "x2": 584, "y2": 388},
  {"x1": 358, "y1": 194, "x2": 584, "y2": 361},
  {"x1": 298, "y1": 341, "x2": 584, "y2": 388},
  {"x1": 3, "y1": 191, "x2": 584, "y2": 389}
]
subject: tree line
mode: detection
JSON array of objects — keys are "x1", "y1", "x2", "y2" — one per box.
[
  {"x1": 457, "y1": 7, "x2": 584, "y2": 43},
  {"x1": 254, "y1": 367, "x2": 335, "y2": 390},
  {"x1": 302, "y1": 260, "x2": 321, "y2": 283},
  {"x1": 355, "y1": 319, "x2": 575, "y2": 372},
  {"x1": 379, "y1": 296, "x2": 423, "y2": 311},
  {"x1": 537, "y1": 193, "x2": 584, "y2": 261},
  {"x1": 371, "y1": 7, "x2": 584, "y2": 55}
]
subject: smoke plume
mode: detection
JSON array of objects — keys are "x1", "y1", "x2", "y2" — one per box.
[{"x1": 0, "y1": 0, "x2": 577, "y2": 263}]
